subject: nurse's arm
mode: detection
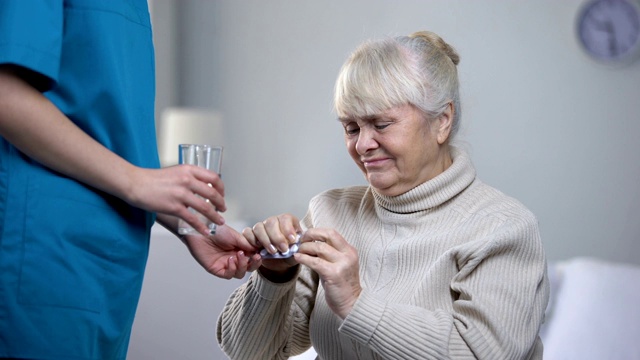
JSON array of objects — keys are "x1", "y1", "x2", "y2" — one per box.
[
  {"x1": 156, "y1": 212, "x2": 261, "y2": 279},
  {"x1": 0, "y1": 66, "x2": 223, "y2": 236}
]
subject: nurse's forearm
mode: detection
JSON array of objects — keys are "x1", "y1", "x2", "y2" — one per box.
[
  {"x1": 0, "y1": 67, "x2": 138, "y2": 203},
  {"x1": 155, "y1": 213, "x2": 183, "y2": 240}
]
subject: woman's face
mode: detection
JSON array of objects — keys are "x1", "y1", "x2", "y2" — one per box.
[{"x1": 340, "y1": 104, "x2": 452, "y2": 197}]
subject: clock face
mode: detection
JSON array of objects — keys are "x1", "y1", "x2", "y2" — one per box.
[{"x1": 577, "y1": 0, "x2": 640, "y2": 62}]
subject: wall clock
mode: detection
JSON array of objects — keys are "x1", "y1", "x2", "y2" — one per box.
[{"x1": 576, "y1": 0, "x2": 640, "y2": 64}]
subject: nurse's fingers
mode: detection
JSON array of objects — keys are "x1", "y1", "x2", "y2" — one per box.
[
  {"x1": 233, "y1": 251, "x2": 250, "y2": 279},
  {"x1": 247, "y1": 253, "x2": 262, "y2": 272},
  {"x1": 215, "y1": 255, "x2": 238, "y2": 280}
]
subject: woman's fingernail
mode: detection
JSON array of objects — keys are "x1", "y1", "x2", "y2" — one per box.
[{"x1": 269, "y1": 244, "x2": 278, "y2": 253}]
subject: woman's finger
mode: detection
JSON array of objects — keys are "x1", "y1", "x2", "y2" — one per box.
[
  {"x1": 251, "y1": 221, "x2": 279, "y2": 254},
  {"x1": 262, "y1": 217, "x2": 290, "y2": 253},
  {"x1": 241, "y1": 227, "x2": 259, "y2": 248},
  {"x1": 297, "y1": 240, "x2": 342, "y2": 263},
  {"x1": 275, "y1": 214, "x2": 303, "y2": 243},
  {"x1": 300, "y1": 228, "x2": 350, "y2": 252}
]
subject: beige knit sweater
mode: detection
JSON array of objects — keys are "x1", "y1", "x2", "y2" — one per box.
[{"x1": 217, "y1": 148, "x2": 549, "y2": 360}]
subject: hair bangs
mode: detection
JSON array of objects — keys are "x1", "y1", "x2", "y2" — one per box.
[{"x1": 335, "y1": 40, "x2": 423, "y2": 119}]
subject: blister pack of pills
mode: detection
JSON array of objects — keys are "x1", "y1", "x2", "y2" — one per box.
[{"x1": 259, "y1": 233, "x2": 301, "y2": 259}]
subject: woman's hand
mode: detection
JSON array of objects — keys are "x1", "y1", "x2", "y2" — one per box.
[
  {"x1": 242, "y1": 214, "x2": 302, "y2": 276},
  {"x1": 294, "y1": 228, "x2": 362, "y2": 319},
  {"x1": 126, "y1": 165, "x2": 226, "y2": 237}
]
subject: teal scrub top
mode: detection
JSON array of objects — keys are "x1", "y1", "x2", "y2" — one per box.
[{"x1": 0, "y1": 1, "x2": 159, "y2": 358}]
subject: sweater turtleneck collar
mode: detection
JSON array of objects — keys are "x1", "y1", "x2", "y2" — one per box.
[{"x1": 371, "y1": 146, "x2": 476, "y2": 214}]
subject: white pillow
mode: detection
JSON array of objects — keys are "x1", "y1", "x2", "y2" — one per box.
[{"x1": 541, "y1": 257, "x2": 640, "y2": 360}]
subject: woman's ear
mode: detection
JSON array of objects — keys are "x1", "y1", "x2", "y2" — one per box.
[{"x1": 436, "y1": 102, "x2": 454, "y2": 144}]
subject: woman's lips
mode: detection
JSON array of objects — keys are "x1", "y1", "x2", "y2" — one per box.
[{"x1": 362, "y1": 157, "x2": 389, "y2": 169}]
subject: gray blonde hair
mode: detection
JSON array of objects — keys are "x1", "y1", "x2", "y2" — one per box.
[{"x1": 334, "y1": 31, "x2": 461, "y2": 138}]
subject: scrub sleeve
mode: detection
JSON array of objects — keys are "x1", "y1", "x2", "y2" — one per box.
[{"x1": 0, "y1": 1, "x2": 159, "y2": 358}]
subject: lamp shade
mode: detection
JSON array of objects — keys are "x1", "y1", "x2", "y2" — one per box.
[{"x1": 157, "y1": 107, "x2": 224, "y2": 167}]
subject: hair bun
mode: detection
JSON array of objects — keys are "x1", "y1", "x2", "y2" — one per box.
[{"x1": 409, "y1": 31, "x2": 460, "y2": 65}]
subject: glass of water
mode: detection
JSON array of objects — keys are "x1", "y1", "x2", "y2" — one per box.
[{"x1": 177, "y1": 144, "x2": 223, "y2": 236}]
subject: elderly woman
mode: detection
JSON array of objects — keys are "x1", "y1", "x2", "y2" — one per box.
[{"x1": 217, "y1": 31, "x2": 549, "y2": 360}]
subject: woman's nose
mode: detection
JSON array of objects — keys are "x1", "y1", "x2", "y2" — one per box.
[{"x1": 355, "y1": 127, "x2": 378, "y2": 155}]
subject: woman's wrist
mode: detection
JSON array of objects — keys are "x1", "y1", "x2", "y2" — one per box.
[{"x1": 258, "y1": 264, "x2": 299, "y2": 283}]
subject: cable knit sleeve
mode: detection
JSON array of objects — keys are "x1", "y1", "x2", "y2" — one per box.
[{"x1": 217, "y1": 258, "x2": 319, "y2": 360}]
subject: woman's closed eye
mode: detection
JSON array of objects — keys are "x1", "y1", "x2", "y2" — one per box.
[
  {"x1": 344, "y1": 124, "x2": 360, "y2": 135},
  {"x1": 374, "y1": 123, "x2": 390, "y2": 130},
  {"x1": 341, "y1": 119, "x2": 391, "y2": 136}
]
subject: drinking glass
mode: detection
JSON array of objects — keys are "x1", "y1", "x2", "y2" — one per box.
[{"x1": 177, "y1": 144, "x2": 223, "y2": 235}]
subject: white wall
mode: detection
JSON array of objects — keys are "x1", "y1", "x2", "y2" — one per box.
[
  {"x1": 132, "y1": 1, "x2": 640, "y2": 359},
  {"x1": 148, "y1": 0, "x2": 178, "y2": 136}
]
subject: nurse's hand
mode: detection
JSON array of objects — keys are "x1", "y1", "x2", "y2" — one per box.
[
  {"x1": 293, "y1": 228, "x2": 361, "y2": 319},
  {"x1": 126, "y1": 165, "x2": 226, "y2": 237},
  {"x1": 182, "y1": 225, "x2": 261, "y2": 279},
  {"x1": 1, "y1": 67, "x2": 221, "y2": 238}
]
